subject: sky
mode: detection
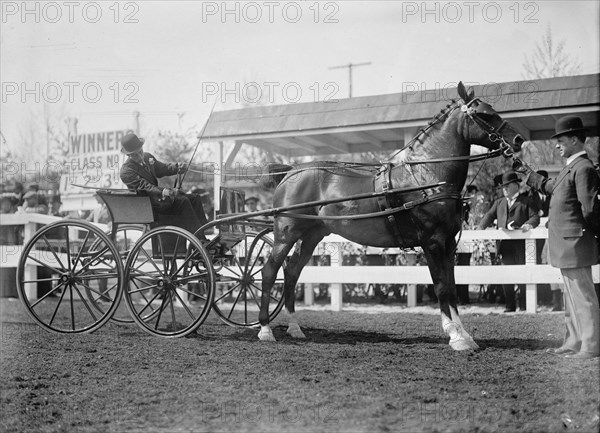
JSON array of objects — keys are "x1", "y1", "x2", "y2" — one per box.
[{"x1": 1, "y1": 0, "x2": 599, "y2": 158}]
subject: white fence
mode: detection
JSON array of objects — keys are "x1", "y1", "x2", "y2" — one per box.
[{"x1": 1, "y1": 213, "x2": 598, "y2": 313}]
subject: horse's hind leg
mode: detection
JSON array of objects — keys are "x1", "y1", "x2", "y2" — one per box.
[
  {"x1": 258, "y1": 239, "x2": 296, "y2": 342},
  {"x1": 282, "y1": 229, "x2": 327, "y2": 338}
]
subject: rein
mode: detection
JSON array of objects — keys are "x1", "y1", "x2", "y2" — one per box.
[{"x1": 277, "y1": 191, "x2": 461, "y2": 221}]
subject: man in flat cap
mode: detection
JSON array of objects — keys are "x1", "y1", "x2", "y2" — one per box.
[
  {"x1": 119, "y1": 133, "x2": 210, "y2": 240},
  {"x1": 516, "y1": 115, "x2": 600, "y2": 359},
  {"x1": 478, "y1": 171, "x2": 540, "y2": 312}
]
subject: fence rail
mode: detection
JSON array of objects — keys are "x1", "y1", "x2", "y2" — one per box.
[{"x1": 1, "y1": 213, "x2": 598, "y2": 313}]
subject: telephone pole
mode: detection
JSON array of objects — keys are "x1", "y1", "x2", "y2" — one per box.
[{"x1": 329, "y1": 61, "x2": 372, "y2": 98}]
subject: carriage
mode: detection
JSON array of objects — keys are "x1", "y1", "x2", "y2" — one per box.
[
  {"x1": 16, "y1": 82, "x2": 525, "y2": 350},
  {"x1": 15, "y1": 181, "x2": 443, "y2": 338}
]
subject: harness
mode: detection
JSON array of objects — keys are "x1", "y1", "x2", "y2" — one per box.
[{"x1": 372, "y1": 164, "x2": 461, "y2": 243}]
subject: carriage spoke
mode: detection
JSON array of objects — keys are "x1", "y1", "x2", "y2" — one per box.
[
  {"x1": 42, "y1": 236, "x2": 67, "y2": 270},
  {"x1": 78, "y1": 272, "x2": 119, "y2": 280},
  {"x1": 246, "y1": 283, "x2": 262, "y2": 309},
  {"x1": 136, "y1": 289, "x2": 164, "y2": 317},
  {"x1": 77, "y1": 278, "x2": 115, "y2": 301},
  {"x1": 128, "y1": 282, "x2": 160, "y2": 294},
  {"x1": 214, "y1": 282, "x2": 241, "y2": 303},
  {"x1": 30, "y1": 281, "x2": 66, "y2": 309},
  {"x1": 47, "y1": 283, "x2": 69, "y2": 327},
  {"x1": 170, "y1": 236, "x2": 181, "y2": 276},
  {"x1": 227, "y1": 283, "x2": 247, "y2": 320},
  {"x1": 70, "y1": 283, "x2": 98, "y2": 322},
  {"x1": 167, "y1": 290, "x2": 177, "y2": 328},
  {"x1": 152, "y1": 292, "x2": 170, "y2": 330},
  {"x1": 172, "y1": 289, "x2": 196, "y2": 321},
  {"x1": 69, "y1": 285, "x2": 76, "y2": 331},
  {"x1": 139, "y1": 246, "x2": 164, "y2": 275},
  {"x1": 65, "y1": 229, "x2": 72, "y2": 271},
  {"x1": 246, "y1": 240, "x2": 267, "y2": 273},
  {"x1": 71, "y1": 230, "x2": 92, "y2": 273},
  {"x1": 25, "y1": 255, "x2": 64, "y2": 276},
  {"x1": 76, "y1": 246, "x2": 111, "y2": 274}
]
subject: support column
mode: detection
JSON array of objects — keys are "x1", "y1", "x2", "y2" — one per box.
[
  {"x1": 214, "y1": 141, "x2": 223, "y2": 216},
  {"x1": 329, "y1": 242, "x2": 344, "y2": 312},
  {"x1": 525, "y1": 239, "x2": 537, "y2": 313},
  {"x1": 23, "y1": 221, "x2": 37, "y2": 300}
]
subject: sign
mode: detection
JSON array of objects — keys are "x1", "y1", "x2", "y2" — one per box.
[{"x1": 59, "y1": 129, "x2": 132, "y2": 211}]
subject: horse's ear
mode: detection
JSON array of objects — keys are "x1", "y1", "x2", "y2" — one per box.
[
  {"x1": 457, "y1": 81, "x2": 467, "y2": 100},
  {"x1": 457, "y1": 81, "x2": 474, "y2": 102},
  {"x1": 467, "y1": 87, "x2": 475, "y2": 100}
]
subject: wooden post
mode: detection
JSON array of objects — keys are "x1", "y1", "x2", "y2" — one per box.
[
  {"x1": 329, "y1": 242, "x2": 344, "y2": 312},
  {"x1": 23, "y1": 220, "x2": 37, "y2": 300},
  {"x1": 304, "y1": 284, "x2": 314, "y2": 306},
  {"x1": 525, "y1": 238, "x2": 537, "y2": 313},
  {"x1": 406, "y1": 252, "x2": 418, "y2": 307}
]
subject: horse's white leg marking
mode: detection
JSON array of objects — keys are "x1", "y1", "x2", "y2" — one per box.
[
  {"x1": 450, "y1": 306, "x2": 479, "y2": 350},
  {"x1": 441, "y1": 312, "x2": 477, "y2": 351},
  {"x1": 258, "y1": 325, "x2": 276, "y2": 342},
  {"x1": 284, "y1": 310, "x2": 306, "y2": 339}
]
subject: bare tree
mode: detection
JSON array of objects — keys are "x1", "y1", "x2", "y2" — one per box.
[{"x1": 522, "y1": 24, "x2": 582, "y2": 79}]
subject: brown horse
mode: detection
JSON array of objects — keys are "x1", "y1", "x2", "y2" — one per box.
[{"x1": 258, "y1": 82, "x2": 524, "y2": 351}]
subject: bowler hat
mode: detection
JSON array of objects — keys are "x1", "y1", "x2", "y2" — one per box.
[
  {"x1": 120, "y1": 133, "x2": 145, "y2": 154},
  {"x1": 500, "y1": 171, "x2": 521, "y2": 187},
  {"x1": 245, "y1": 196, "x2": 258, "y2": 204},
  {"x1": 551, "y1": 115, "x2": 588, "y2": 139}
]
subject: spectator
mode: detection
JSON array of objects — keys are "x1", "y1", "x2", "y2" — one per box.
[
  {"x1": 22, "y1": 191, "x2": 49, "y2": 214},
  {"x1": 478, "y1": 171, "x2": 540, "y2": 312},
  {"x1": 522, "y1": 115, "x2": 599, "y2": 359},
  {"x1": 0, "y1": 194, "x2": 18, "y2": 245},
  {"x1": 48, "y1": 193, "x2": 65, "y2": 217},
  {"x1": 245, "y1": 196, "x2": 259, "y2": 213}
]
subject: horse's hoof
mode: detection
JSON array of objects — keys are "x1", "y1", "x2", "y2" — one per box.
[
  {"x1": 258, "y1": 328, "x2": 276, "y2": 342},
  {"x1": 449, "y1": 338, "x2": 477, "y2": 351},
  {"x1": 286, "y1": 324, "x2": 306, "y2": 339}
]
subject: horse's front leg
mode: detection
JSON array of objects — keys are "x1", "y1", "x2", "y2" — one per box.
[{"x1": 424, "y1": 238, "x2": 479, "y2": 351}]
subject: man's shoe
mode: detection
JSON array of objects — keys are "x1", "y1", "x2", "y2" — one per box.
[
  {"x1": 503, "y1": 308, "x2": 516, "y2": 313},
  {"x1": 545, "y1": 347, "x2": 576, "y2": 356},
  {"x1": 564, "y1": 351, "x2": 599, "y2": 360}
]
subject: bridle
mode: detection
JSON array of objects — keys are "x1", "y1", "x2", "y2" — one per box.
[
  {"x1": 386, "y1": 97, "x2": 520, "y2": 163},
  {"x1": 461, "y1": 97, "x2": 517, "y2": 158}
]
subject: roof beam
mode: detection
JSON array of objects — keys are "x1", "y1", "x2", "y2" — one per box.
[{"x1": 353, "y1": 131, "x2": 383, "y2": 148}]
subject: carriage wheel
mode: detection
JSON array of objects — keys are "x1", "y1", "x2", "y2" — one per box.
[
  {"x1": 212, "y1": 228, "x2": 284, "y2": 328},
  {"x1": 16, "y1": 220, "x2": 124, "y2": 334},
  {"x1": 87, "y1": 224, "x2": 147, "y2": 324},
  {"x1": 123, "y1": 226, "x2": 215, "y2": 338}
]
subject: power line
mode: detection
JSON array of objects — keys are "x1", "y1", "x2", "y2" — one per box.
[{"x1": 328, "y1": 61, "x2": 372, "y2": 98}]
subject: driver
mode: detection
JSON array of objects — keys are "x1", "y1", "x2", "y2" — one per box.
[{"x1": 119, "y1": 133, "x2": 210, "y2": 241}]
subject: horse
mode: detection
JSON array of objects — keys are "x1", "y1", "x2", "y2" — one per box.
[{"x1": 257, "y1": 82, "x2": 525, "y2": 351}]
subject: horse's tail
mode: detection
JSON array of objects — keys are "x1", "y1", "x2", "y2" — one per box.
[{"x1": 260, "y1": 163, "x2": 293, "y2": 190}]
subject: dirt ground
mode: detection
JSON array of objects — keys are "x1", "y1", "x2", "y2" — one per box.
[{"x1": 1, "y1": 297, "x2": 599, "y2": 433}]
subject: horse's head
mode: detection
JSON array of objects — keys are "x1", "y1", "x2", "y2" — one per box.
[{"x1": 455, "y1": 81, "x2": 524, "y2": 155}]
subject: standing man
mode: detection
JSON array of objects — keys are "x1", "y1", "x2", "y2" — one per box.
[
  {"x1": 478, "y1": 171, "x2": 540, "y2": 312},
  {"x1": 518, "y1": 115, "x2": 599, "y2": 359},
  {"x1": 119, "y1": 133, "x2": 209, "y2": 238}
]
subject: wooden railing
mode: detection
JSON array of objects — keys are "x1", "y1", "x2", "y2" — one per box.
[{"x1": 1, "y1": 213, "x2": 598, "y2": 313}]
